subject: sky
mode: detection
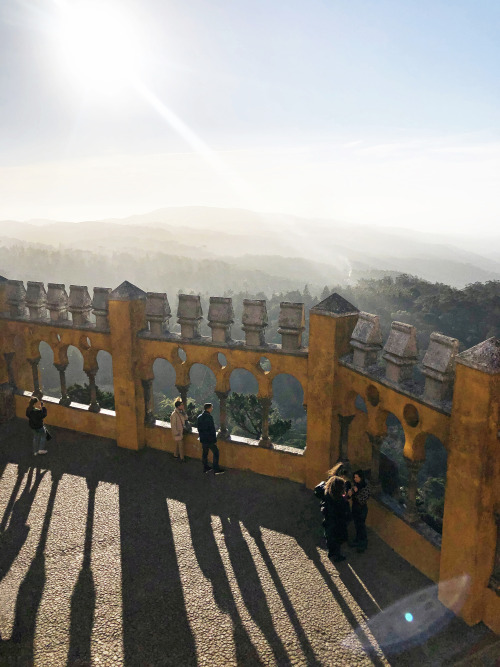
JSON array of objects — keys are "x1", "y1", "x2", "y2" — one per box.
[{"x1": 0, "y1": 0, "x2": 499, "y2": 234}]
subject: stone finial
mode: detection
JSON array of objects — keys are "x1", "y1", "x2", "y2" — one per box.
[
  {"x1": 47, "y1": 283, "x2": 69, "y2": 321},
  {"x1": 350, "y1": 312, "x2": 383, "y2": 368},
  {"x1": 456, "y1": 337, "x2": 500, "y2": 375},
  {"x1": 278, "y1": 302, "x2": 305, "y2": 351},
  {"x1": 69, "y1": 285, "x2": 92, "y2": 327},
  {"x1": 6, "y1": 280, "x2": 27, "y2": 318},
  {"x1": 422, "y1": 332, "x2": 459, "y2": 402},
  {"x1": 310, "y1": 292, "x2": 358, "y2": 317},
  {"x1": 177, "y1": 294, "x2": 202, "y2": 339},
  {"x1": 242, "y1": 299, "x2": 268, "y2": 347},
  {"x1": 208, "y1": 297, "x2": 234, "y2": 343},
  {"x1": 382, "y1": 321, "x2": 418, "y2": 383},
  {"x1": 92, "y1": 287, "x2": 112, "y2": 330},
  {"x1": 146, "y1": 292, "x2": 171, "y2": 336},
  {"x1": 25, "y1": 281, "x2": 48, "y2": 320}
]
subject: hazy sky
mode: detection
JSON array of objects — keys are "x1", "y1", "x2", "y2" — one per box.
[{"x1": 1, "y1": 0, "x2": 499, "y2": 234}]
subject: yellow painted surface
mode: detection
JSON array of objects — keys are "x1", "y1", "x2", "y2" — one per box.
[
  {"x1": 15, "y1": 394, "x2": 117, "y2": 440},
  {"x1": 367, "y1": 499, "x2": 441, "y2": 582}
]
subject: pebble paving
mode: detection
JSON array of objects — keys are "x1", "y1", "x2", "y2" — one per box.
[{"x1": 0, "y1": 420, "x2": 494, "y2": 666}]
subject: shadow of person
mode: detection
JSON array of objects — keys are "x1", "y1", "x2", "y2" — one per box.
[
  {"x1": 4, "y1": 472, "x2": 60, "y2": 665},
  {"x1": 0, "y1": 462, "x2": 28, "y2": 532},
  {"x1": 118, "y1": 472, "x2": 197, "y2": 667},
  {"x1": 220, "y1": 514, "x2": 290, "y2": 667},
  {"x1": 66, "y1": 476, "x2": 98, "y2": 667},
  {"x1": 0, "y1": 466, "x2": 47, "y2": 583},
  {"x1": 186, "y1": 504, "x2": 262, "y2": 666}
]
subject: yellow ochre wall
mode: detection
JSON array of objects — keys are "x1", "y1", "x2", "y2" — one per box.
[{"x1": 0, "y1": 279, "x2": 499, "y2": 634}]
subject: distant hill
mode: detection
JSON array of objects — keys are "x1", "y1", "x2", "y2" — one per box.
[{"x1": 1, "y1": 207, "x2": 499, "y2": 289}]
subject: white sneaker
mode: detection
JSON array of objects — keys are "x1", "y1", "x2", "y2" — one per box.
[{"x1": 38, "y1": 450, "x2": 48, "y2": 455}]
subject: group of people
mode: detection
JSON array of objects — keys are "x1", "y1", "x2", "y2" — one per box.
[
  {"x1": 315, "y1": 462, "x2": 370, "y2": 562},
  {"x1": 170, "y1": 399, "x2": 225, "y2": 474}
]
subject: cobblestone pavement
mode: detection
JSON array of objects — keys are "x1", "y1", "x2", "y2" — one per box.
[{"x1": 0, "y1": 420, "x2": 495, "y2": 667}]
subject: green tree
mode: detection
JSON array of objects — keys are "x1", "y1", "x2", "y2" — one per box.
[
  {"x1": 66, "y1": 383, "x2": 115, "y2": 410},
  {"x1": 226, "y1": 392, "x2": 291, "y2": 442}
]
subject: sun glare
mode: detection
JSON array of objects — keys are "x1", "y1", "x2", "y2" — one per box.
[{"x1": 55, "y1": 1, "x2": 142, "y2": 91}]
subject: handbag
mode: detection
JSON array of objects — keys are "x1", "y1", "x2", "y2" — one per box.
[{"x1": 183, "y1": 422, "x2": 192, "y2": 434}]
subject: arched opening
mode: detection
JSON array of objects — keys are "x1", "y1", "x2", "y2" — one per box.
[
  {"x1": 271, "y1": 373, "x2": 306, "y2": 449},
  {"x1": 416, "y1": 435, "x2": 448, "y2": 534},
  {"x1": 95, "y1": 350, "x2": 114, "y2": 410},
  {"x1": 227, "y1": 369, "x2": 260, "y2": 440},
  {"x1": 379, "y1": 413, "x2": 405, "y2": 498},
  {"x1": 38, "y1": 341, "x2": 60, "y2": 399},
  {"x1": 355, "y1": 394, "x2": 368, "y2": 413},
  {"x1": 189, "y1": 363, "x2": 218, "y2": 422},
  {"x1": 65, "y1": 345, "x2": 90, "y2": 406},
  {"x1": 152, "y1": 358, "x2": 177, "y2": 421}
]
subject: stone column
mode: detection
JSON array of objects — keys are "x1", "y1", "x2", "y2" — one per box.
[
  {"x1": 28, "y1": 357, "x2": 43, "y2": 399},
  {"x1": 4, "y1": 352, "x2": 16, "y2": 388},
  {"x1": 69, "y1": 285, "x2": 92, "y2": 327},
  {"x1": 382, "y1": 321, "x2": 418, "y2": 383},
  {"x1": 215, "y1": 390, "x2": 231, "y2": 440},
  {"x1": 141, "y1": 379, "x2": 156, "y2": 427},
  {"x1": 0, "y1": 383, "x2": 16, "y2": 423},
  {"x1": 259, "y1": 397, "x2": 272, "y2": 448},
  {"x1": 278, "y1": 302, "x2": 305, "y2": 351},
  {"x1": 242, "y1": 300, "x2": 268, "y2": 347},
  {"x1": 337, "y1": 414, "x2": 355, "y2": 464},
  {"x1": 92, "y1": 287, "x2": 112, "y2": 330},
  {"x1": 6, "y1": 279, "x2": 28, "y2": 318},
  {"x1": 146, "y1": 292, "x2": 171, "y2": 336},
  {"x1": 177, "y1": 294, "x2": 202, "y2": 339},
  {"x1": 208, "y1": 297, "x2": 234, "y2": 343},
  {"x1": 350, "y1": 312, "x2": 383, "y2": 368},
  {"x1": 404, "y1": 458, "x2": 423, "y2": 523},
  {"x1": 26, "y1": 281, "x2": 48, "y2": 320},
  {"x1": 85, "y1": 370, "x2": 100, "y2": 413},
  {"x1": 47, "y1": 283, "x2": 69, "y2": 322},
  {"x1": 422, "y1": 332, "x2": 459, "y2": 402},
  {"x1": 367, "y1": 433, "x2": 384, "y2": 494},
  {"x1": 175, "y1": 384, "x2": 190, "y2": 409},
  {"x1": 54, "y1": 363, "x2": 71, "y2": 406}
]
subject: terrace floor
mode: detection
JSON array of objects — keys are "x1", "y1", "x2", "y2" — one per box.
[{"x1": 0, "y1": 419, "x2": 497, "y2": 667}]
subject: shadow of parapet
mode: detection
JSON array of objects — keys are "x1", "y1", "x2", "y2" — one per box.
[
  {"x1": 0, "y1": 466, "x2": 47, "y2": 583},
  {"x1": 0, "y1": 474, "x2": 60, "y2": 665},
  {"x1": 66, "y1": 477, "x2": 98, "y2": 667},
  {"x1": 119, "y1": 477, "x2": 197, "y2": 667},
  {"x1": 186, "y1": 505, "x2": 262, "y2": 666}
]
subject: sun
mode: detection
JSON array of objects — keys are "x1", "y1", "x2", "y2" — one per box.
[{"x1": 55, "y1": 1, "x2": 143, "y2": 91}]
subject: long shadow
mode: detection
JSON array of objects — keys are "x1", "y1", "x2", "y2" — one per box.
[
  {"x1": 66, "y1": 476, "x2": 98, "y2": 666},
  {"x1": 186, "y1": 504, "x2": 262, "y2": 666},
  {"x1": 1, "y1": 473, "x2": 60, "y2": 665},
  {"x1": 220, "y1": 514, "x2": 290, "y2": 667},
  {"x1": 0, "y1": 462, "x2": 28, "y2": 532},
  {"x1": 0, "y1": 466, "x2": 47, "y2": 582},
  {"x1": 246, "y1": 524, "x2": 322, "y2": 667},
  {"x1": 119, "y1": 470, "x2": 197, "y2": 667}
]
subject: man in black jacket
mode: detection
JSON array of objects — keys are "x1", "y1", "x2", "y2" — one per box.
[{"x1": 196, "y1": 403, "x2": 224, "y2": 475}]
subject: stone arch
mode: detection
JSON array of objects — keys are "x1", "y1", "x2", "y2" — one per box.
[
  {"x1": 271, "y1": 373, "x2": 306, "y2": 449},
  {"x1": 152, "y1": 357, "x2": 177, "y2": 419},
  {"x1": 64, "y1": 345, "x2": 90, "y2": 406},
  {"x1": 38, "y1": 340, "x2": 60, "y2": 399},
  {"x1": 414, "y1": 432, "x2": 448, "y2": 534},
  {"x1": 95, "y1": 350, "x2": 114, "y2": 409},
  {"x1": 229, "y1": 368, "x2": 259, "y2": 395},
  {"x1": 379, "y1": 412, "x2": 406, "y2": 497},
  {"x1": 189, "y1": 363, "x2": 218, "y2": 417}
]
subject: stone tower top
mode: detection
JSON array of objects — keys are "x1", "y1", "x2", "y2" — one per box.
[
  {"x1": 109, "y1": 281, "x2": 147, "y2": 301},
  {"x1": 456, "y1": 337, "x2": 500, "y2": 375},
  {"x1": 310, "y1": 292, "x2": 358, "y2": 317}
]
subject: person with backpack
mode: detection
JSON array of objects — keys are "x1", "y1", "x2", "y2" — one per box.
[
  {"x1": 196, "y1": 403, "x2": 224, "y2": 475},
  {"x1": 26, "y1": 397, "x2": 48, "y2": 456},
  {"x1": 348, "y1": 469, "x2": 370, "y2": 553}
]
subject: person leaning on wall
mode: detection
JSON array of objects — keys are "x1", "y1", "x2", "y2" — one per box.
[{"x1": 26, "y1": 396, "x2": 48, "y2": 456}]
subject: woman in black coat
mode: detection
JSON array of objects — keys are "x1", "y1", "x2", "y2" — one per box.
[
  {"x1": 348, "y1": 469, "x2": 370, "y2": 552},
  {"x1": 315, "y1": 475, "x2": 351, "y2": 562}
]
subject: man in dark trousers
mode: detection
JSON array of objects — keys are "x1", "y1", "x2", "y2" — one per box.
[{"x1": 197, "y1": 403, "x2": 225, "y2": 475}]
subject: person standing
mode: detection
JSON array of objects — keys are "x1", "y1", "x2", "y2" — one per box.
[
  {"x1": 170, "y1": 399, "x2": 188, "y2": 462},
  {"x1": 26, "y1": 397, "x2": 48, "y2": 456},
  {"x1": 315, "y1": 474, "x2": 350, "y2": 561},
  {"x1": 196, "y1": 403, "x2": 224, "y2": 475},
  {"x1": 348, "y1": 469, "x2": 370, "y2": 553}
]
